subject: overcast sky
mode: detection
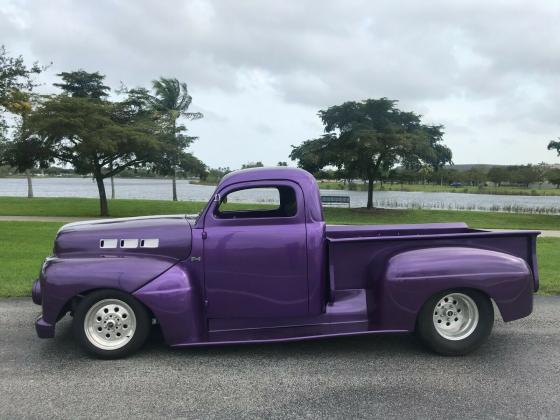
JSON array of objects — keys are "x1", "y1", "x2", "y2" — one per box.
[{"x1": 2, "y1": 0, "x2": 560, "y2": 168}]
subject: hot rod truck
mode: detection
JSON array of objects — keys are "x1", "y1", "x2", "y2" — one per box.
[{"x1": 33, "y1": 168, "x2": 540, "y2": 358}]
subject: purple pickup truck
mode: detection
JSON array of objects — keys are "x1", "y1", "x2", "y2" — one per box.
[{"x1": 33, "y1": 168, "x2": 540, "y2": 358}]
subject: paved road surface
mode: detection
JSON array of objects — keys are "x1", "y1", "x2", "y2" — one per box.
[{"x1": 1, "y1": 297, "x2": 559, "y2": 419}]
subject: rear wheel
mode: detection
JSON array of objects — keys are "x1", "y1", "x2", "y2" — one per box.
[
  {"x1": 416, "y1": 289, "x2": 494, "y2": 356},
  {"x1": 73, "y1": 290, "x2": 151, "y2": 359}
]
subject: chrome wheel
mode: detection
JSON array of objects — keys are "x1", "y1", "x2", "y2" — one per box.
[
  {"x1": 83, "y1": 299, "x2": 136, "y2": 350},
  {"x1": 433, "y1": 293, "x2": 479, "y2": 341}
]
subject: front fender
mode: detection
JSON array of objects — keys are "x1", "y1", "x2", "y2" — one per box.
[
  {"x1": 40, "y1": 256, "x2": 177, "y2": 325},
  {"x1": 375, "y1": 247, "x2": 533, "y2": 330},
  {"x1": 133, "y1": 264, "x2": 205, "y2": 346}
]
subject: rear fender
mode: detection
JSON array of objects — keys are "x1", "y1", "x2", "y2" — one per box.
[{"x1": 374, "y1": 247, "x2": 533, "y2": 330}]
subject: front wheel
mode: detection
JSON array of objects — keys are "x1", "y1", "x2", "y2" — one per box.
[
  {"x1": 73, "y1": 290, "x2": 151, "y2": 359},
  {"x1": 416, "y1": 289, "x2": 494, "y2": 356}
]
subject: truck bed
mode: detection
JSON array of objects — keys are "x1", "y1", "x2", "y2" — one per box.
[
  {"x1": 324, "y1": 222, "x2": 540, "y2": 331},
  {"x1": 326, "y1": 222, "x2": 540, "y2": 292}
]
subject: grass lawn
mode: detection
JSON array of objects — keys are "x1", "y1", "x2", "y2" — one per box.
[
  {"x1": 1, "y1": 196, "x2": 560, "y2": 230},
  {"x1": 0, "y1": 221, "x2": 559, "y2": 297},
  {"x1": 0, "y1": 222, "x2": 63, "y2": 297}
]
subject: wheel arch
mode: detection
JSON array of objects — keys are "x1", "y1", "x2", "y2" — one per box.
[
  {"x1": 376, "y1": 246, "x2": 534, "y2": 330},
  {"x1": 60, "y1": 287, "x2": 156, "y2": 322}
]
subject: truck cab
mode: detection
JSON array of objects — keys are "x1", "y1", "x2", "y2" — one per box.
[{"x1": 196, "y1": 168, "x2": 326, "y2": 320}]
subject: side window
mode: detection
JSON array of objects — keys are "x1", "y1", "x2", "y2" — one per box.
[{"x1": 215, "y1": 186, "x2": 298, "y2": 219}]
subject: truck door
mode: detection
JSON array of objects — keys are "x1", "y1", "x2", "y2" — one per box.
[{"x1": 202, "y1": 181, "x2": 308, "y2": 319}]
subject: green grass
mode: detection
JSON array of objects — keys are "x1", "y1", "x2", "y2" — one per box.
[
  {"x1": 1, "y1": 221, "x2": 559, "y2": 297},
  {"x1": 1, "y1": 196, "x2": 560, "y2": 230},
  {"x1": 0, "y1": 196, "x2": 207, "y2": 217},
  {"x1": 0, "y1": 222, "x2": 63, "y2": 297},
  {"x1": 536, "y1": 237, "x2": 560, "y2": 295}
]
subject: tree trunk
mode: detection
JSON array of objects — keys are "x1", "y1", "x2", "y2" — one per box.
[
  {"x1": 366, "y1": 176, "x2": 374, "y2": 209},
  {"x1": 111, "y1": 176, "x2": 115, "y2": 199},
  {"x1": 172, "y1": 170, "x2": 178, "y2": 201},
  {"x1": 25, "y1": 169, "x2": 34, "y2": 198},
  {"x1": 95, "y1": 175, "x2": 109, "y2": 217}
]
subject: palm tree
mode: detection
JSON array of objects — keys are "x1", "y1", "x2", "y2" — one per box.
[{"x1": 151, "y1": 78, "x2": 203, "y2": 201}]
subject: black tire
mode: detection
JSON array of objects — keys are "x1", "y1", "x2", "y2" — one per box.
[
  {"x1": 416, "y1": 289, "x2": 494, "y2": 356},
  {"x1": 73, "y1": 289, "x2": 151, "y2": 359}
]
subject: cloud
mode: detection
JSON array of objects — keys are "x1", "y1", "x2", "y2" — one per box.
[{"x1": 1, "y1": 0, "x2": 560, "y2": 167}]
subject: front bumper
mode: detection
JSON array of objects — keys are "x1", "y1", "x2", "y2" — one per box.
[
  {"x1": 33, "y1": 275, "x2": 54, "y2": 338},
  {"x1": 35, "y1": 315, "x2": 55, "y2": 338}
]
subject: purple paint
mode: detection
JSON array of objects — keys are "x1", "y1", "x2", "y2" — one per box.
[{"x1": 33, "y1": 167, "x2": 539, "y2": 347}]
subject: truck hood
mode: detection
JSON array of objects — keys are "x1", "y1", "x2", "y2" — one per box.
[{"x1": 54, "y1": 215, "x2": 192, "y2": 261}]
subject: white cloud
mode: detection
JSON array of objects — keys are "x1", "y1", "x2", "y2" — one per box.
[{"x1": 1, "y1": 0, "x2": 560, "y2": 167}]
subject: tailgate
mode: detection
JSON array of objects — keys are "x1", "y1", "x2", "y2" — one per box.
[{"x1": 528, "y1": 234, "x2": 540, "y2": 292}]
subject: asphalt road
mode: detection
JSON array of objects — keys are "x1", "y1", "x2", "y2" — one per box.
[{"x1": 1, "y1": 297, "x2": 559, "y2": 419}]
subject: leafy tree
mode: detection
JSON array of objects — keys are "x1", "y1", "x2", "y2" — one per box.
[
  {"x1": 277, "y1": 161, "x2": 288, "y2": 166},
  {"x1": 418, "y1": 164, "x2": 434, "y2": 184},
  {"x1": 143, "y1": 78, "x2": 203, "y2": 201},
  {"x1": 1, "y1": 90, "x2": 51, "y2": 197},
  {"x1": 434, "y1": 168, "x2": 459, "y2": 185},
  {"x1": 206, "y1": 167, "x2": 231, "y2": 183},
  {"x1": 487, "y1": 166, "x2": 509, "y2": 187},
  {"x1": 179, "y1": 153, "x2": 208, "y2": 179},
  {"x1": 0, "y1": 45, "x2": 42, "y2": 110},
  {"x1": 547, "y1": 138, "x2": 560, "y2": 157},
  {"x1": 0, "y1": 47, "x2": 46, "y2": 196},
  {"x1": 289, "y1": 134, "x2": 339, "y2": 175},
  {"x1": 241, "y1": 161, "x2": 264, "y2": 169},
  {"x1": 413, "y1": 125, "x2": 452, "y2": 185},
  {"x1": 509, "y1": 164, "x2": 543, "y2": 187},
  {"x1": 53, "y1": 70, "x2": 109, "y2": 99},
  {"x1": 26, "y1": 71, "x2": 162, "y2": 216},
  {"x1": 464, "y1": 167, "x2": 487, "y2": 186},
  {"x1": 546, "y1": 168, "x2": 560, "y2": 189},
  {"x1": 290, "y1": 98, "x2": 452, "y2": 208}
]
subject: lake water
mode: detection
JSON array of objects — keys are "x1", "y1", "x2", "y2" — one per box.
[{"x1": 2, "y1": 177, "x2": 560, "y2": 214}]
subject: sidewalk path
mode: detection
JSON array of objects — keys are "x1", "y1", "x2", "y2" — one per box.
[{"x1": 1, "y1": 215, "x2": 559, "y2": 237}]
